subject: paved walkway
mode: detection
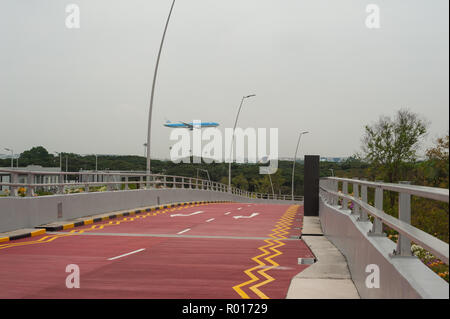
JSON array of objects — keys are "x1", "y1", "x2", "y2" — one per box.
[{"x1": 287, "y1": 217, "x2": 360, "y2": 299}]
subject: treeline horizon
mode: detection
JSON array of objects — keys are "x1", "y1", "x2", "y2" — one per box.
[{"x1": 0, "y1": 145, "x2": 370, "y2": 196}]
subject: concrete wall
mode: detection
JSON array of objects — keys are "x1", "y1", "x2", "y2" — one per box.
[
  {"x1": 0, "y1": 189, "x2": 302, "y2": 232},
  {"x1": 319, "y1": 196, "x2": 448, "y2": 299}
]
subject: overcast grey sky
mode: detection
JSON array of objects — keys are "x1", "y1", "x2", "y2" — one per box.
[{"x1": 0, "y1": 0, "x2": 448, "y2": 160}]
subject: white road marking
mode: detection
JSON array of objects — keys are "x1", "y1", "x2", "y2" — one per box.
[
  {"x1": 225, "y1": 212, "x2": 231, "y2": 215},
  {"x1": 237, "y1": 207, "x2": 242, "y2": 210},
  {"x1": 107, "y1": 248, "x2": 145, "y2": 261},
  {"x1": 206, "y1": 218, "x2": 215, "y2": 223},
  {"x1": 177, "y1": 228, "x2": 191, "y2": 235},
  {"x1": 233, "y1": 212, "x2": 260, "y2": 219},
  {"x1": 170, "y1": 211, "x2": 204, "y2": 217}
]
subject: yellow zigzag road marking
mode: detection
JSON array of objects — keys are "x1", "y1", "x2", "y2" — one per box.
[
  {"x1": 250, "y1": 239, "x2": 285, "y2": 298},
  {"x1": 232, "y1": 205, "x2": 300, "y2": 299},
  {"x1": 232, "y1": 241, "x2": 275, "y2": 299}
]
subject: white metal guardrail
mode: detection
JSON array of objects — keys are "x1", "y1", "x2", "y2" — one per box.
[
  {"x1": 0, "y1": 168, "x2": 303, "y2": 201},
  {"x1": 319, "y1": 177, "x2": 449, "y2": 264}
]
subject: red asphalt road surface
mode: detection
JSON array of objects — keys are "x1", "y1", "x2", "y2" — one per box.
[{"x1": 0, "y1": 202, "x2": 314, "y2": 299}]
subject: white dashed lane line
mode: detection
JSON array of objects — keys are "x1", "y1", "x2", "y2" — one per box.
[
  {"x1": 177, "y1": 228, "x2": 191, "y2": 235},
  {"x1": 107, "y1": 248, "x2": 146, "y2": 261},
  {"x1": 206, "y1": 218, "x2": 215, "y2": 223}
]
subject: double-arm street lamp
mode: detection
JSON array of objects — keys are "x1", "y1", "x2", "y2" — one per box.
[
  {"x1": 291, "y1": 131, "x2": 309, "y2": 200},
  {"x1": 197, "y1": 168, "x2": 211, "y2": 182},
  {"x1": 228, "y1": 94, "x2": 256, "y2": 192}
]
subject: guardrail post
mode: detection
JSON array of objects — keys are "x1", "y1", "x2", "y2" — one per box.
[
  {"x1": 124, "y1": 176, "x2": 129, "y2": 190},
  {"x1": 369, "y1": 185, "x2": 385, "y2": 236},
  {"x1": 333, "y1": 179, "x2": 338, "y2": 205},
  {"x1": 323, "y1": 180, "x2": 330, "y2": 203},
  {"x1": 327, "y1": 180, "x2": 333, "y2": 203},
  {"x1": 392, "y1": 181, "x2": 413, "y2": 257},
  {"x1": 351, "y1": 178, "x2": 360, "y2": 216},
  {"x1": 58, "y1": 174, "x2": 64, "y2": 194},
  {"x1": 26, "y1": 173, "x2": 34, "y2": 197},
  {"x1": 107, "y1": 175, "x2": 113, "y2": 191},
  {"x1": 358, "y1": 179, "x2": 369, "y2": 221},
  {"x1": 342, "y1": 181, "x2": 348, "y2": 210}
]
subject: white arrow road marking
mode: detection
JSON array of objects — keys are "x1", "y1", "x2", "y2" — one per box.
[
  {"x1": 206, "y1": 218, "x2": 215, "y2": 223},
  {"x1": 177, "y1": 228, "x2": 191, "y2": 235},
  {"x1": 170, "y1": 211, "x2": 204, "y2": 217},
  {"x1": 233, "y1": 213, "x2": 260, "y2": 219},
  {"x1": 107, "y1": 248, "x2": 145, "y2": 261}
]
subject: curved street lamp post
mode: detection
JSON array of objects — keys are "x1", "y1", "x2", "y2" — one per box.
[
  {"x1": 291, "y1": 131, "x2": 309, "y2": 200},
  {"x1": 146, "y1": 0, "x2": 176, "y2": 186},
  {"x1": 228, "y1": 94, "x2": 256, "y2": 192}
]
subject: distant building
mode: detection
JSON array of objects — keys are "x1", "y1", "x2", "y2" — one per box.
[
  {"x1": 0, "y1": 165, "x2": 61, "y2": 193},
  {"x1": 320, "y1": 157, "x2": 348, "y2": 163}
]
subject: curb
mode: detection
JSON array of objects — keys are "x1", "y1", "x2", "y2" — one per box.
[
  {"x1": 36, "y1": 200, "x2": 231, "y2": 232},
  {"x1": 0, "y1": 228, "x2": 46, "y2": 243}
]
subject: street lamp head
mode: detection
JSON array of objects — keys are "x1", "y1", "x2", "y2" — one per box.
[
  {"x1": 244, "y1": 94, "x2": 256, "y2": 99},
  {"x1": 301, "y1": 131, "x2": 309, "y2": 135},
  {"x1": 4, "y1": 148, "x2": 12, "y2": 152}
]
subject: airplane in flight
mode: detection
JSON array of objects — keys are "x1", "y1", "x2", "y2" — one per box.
[{"x1": 163, "y1": 120, "x2": 219, "y2": 130}]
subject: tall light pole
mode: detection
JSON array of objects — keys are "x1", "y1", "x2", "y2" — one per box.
[
  {"x1": 94, "y1": 154, "x2": 98, "y2": 183},
  {"x1": 291, "y1": 131, "x2": 309, "y2": 200},
  {"x1": 54, "y1": 152, "x2": 62, "y2": 171},
  {"x1": 228, "y1": 94, "x2": 256, "y2": 192},
  {"x1": 268, "y1": 173, "x2": 275, "y2": 197},
  {"x1": 4, "y1": 148, "x2": 13, "y2": 168},
  {"x1": 146, "y1": 0, "x2": 176, "y2": 183}
]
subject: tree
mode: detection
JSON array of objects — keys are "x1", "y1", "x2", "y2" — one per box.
[
  {"x1": 361, "y1": 109, "x2": 428, "y2": 183},
  {"x1": 417, "y1": 134, "x2": 449, "y2": 188},
  {"x1": 232, "y1": 174, "x2": 249, "y2": 190},
  {"x1": 19, "y1": 146, "x2": 55, "y2": 167}
]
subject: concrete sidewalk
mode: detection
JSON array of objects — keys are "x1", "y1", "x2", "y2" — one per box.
[{"x1": 287, "y1": 216, "x2": 360, "y2": 299}]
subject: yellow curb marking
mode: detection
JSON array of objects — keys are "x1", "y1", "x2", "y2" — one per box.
[{"x1": 0, "y1": 202, "x2": 213, "y2": 251}]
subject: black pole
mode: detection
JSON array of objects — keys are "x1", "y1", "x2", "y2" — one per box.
[{"x1": 304, "y1": 155, "x2": 320, "y2": 216}]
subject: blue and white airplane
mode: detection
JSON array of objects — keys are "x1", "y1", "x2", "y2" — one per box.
[{"x1": 163, "y1": 120, "x2": 219, "y2": 130}]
